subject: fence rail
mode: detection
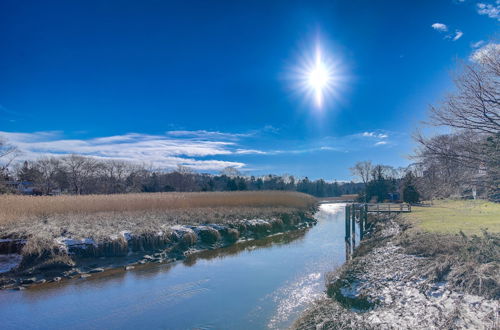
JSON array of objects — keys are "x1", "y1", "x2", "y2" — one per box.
[{"x1": 366, "y1": 203, "x2": 411, "y2": 213}]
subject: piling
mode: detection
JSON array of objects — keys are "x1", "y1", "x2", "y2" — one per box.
[
  {"x1": 351, "y1": 204, "x2": 356, "y2": 249},
  {"x1": 345, "y1": 204, "x2": 351, "y2": 260},
  {"x1": 359, "y1": 204, "x2": 364, "y2": 240}
]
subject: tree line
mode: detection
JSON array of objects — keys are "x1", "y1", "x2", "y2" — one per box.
[{"x1": 0, "y1": 151, "x2": 362, "y2": 197}]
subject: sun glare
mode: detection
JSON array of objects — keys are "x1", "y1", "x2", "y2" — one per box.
[
  {"x1": 292, "y1": 41, "x2": 345, "y2": 110},
  {"x1": 307, "y1": 49, "x2": 332, "y2": 107}
]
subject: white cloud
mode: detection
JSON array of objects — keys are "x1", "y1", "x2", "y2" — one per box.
[
  {"x1": 470, "y1": 42, "x2": 500, "y2": 63},
  {"x1": 0, "y1": 131, "x2": 251, "y2": 171},
  {"x1": 431, "y1": 23, "x2": 464, "y2": 42},
  {"x1": 452, "y1": 30, "x2": 463, "y2": 41},
  {"x1": 471, "y1": 40, "x2": 485, "y2": 48},
  {"x1": 361, "y1": 131, "x2": 389, "y2": 139},
  {"x1": 0, "y1": 128, "x2": 401, "y2": 171},
  {"x1": 235, "y1": 149, "x2": 268, "y2": 155},
  {"x1": 477, "y1": 2, "x2": 500, "y2": 21},
  {"x1": 166, "y1": 130, "x2": 251, "y2": 140},
  {"x1": 431, "y1": 23, "x2": 448, "y2": 32}
]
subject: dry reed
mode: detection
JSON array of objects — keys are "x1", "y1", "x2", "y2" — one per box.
[{"x1": 0, "y1": 191, "x2": 316, "y2": 224}]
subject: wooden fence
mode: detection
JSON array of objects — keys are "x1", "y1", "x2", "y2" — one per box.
[{"x1": 366, "y1": 203, "x2": 411, "y2": 213}]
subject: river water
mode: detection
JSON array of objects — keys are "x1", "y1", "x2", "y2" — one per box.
[{"x1": 0, "y1": 203, "x2": 355, "y2": 329}]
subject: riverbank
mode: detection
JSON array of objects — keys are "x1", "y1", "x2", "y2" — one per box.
[
  {"x1": 0, "y1": 191, "x2": 317, "y2": 290},
  {"x1": 294, "y1": 206, "x2": 499, "y2": 329}
]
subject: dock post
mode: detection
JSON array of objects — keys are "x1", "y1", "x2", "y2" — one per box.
[
  {"x1": 345, "y1": 204, "x2": 351, "y2": 259},
  {"x1": 360, "y1": 204, "x2": 365, "y2": 240},
  {"x1": 351, "y1": 204, "x2": 356, "y2": 250}
]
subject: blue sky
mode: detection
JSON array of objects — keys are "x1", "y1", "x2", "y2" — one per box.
[{"x1": 0, "y1": 0, "x2": 498, "y2": 180}]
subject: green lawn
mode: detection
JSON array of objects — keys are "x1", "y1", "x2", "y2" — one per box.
[{"x1": 405, "y1": 199, "x2": 500, "y2": 235}]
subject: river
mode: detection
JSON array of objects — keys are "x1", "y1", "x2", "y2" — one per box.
[{"x1": 0, "y1": 203, "x2": 356, "y2": 329}]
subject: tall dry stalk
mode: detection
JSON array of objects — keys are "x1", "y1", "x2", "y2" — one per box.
[{"x1": 0, "y1": 191, "x2": 316, "y2": 224}]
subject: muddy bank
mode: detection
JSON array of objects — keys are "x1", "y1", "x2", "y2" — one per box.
[
  {"x1": 0, "y1": 210, "x2": 316, "y2": 290},
  {"x1": 294, "y1": 215, "x2": 499, "y2": 329}
]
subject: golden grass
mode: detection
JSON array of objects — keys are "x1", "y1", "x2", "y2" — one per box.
[
  {"x1": 0, "y1": 191, "x2": 317, "y2": 224},
  {"x1": 404, "y1": 199, "x2": 500, "y2": 235}
]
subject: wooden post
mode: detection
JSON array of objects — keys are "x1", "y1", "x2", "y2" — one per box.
[
  {"x1": 359, "y1": 205, "x2": 365, "y2": 243},
  {"x1": 345, "y1": 204, "x2": 351, "y2": 260},
  {"x1": 351, "y1": 204, "x2": 356, "y2": 250},
  {"x1": 345, "y1": 205, "x2": 351, "y2": 240},
  {"x1": 360, "y1": 204, "x2": 366, "y2": 240},
  {"x1": 364, "y1": 204, "x2": 368, "y2": 234}
]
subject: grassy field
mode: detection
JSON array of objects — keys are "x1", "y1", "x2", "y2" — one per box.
[{"x1": 404, "y1": 199, "x2": 500, "y2": 235}]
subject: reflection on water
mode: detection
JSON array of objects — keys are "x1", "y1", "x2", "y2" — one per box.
[
  {"x1": 0, "y1": 203, "x2": 351, "y2": 330},
  {"x1": 183, "y1": 228, "x2": 309, "y2": 267}
]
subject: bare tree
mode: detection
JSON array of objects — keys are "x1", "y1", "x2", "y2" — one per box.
[
  {"x1": 61, "y1": 155, "x2": 99, "y2": 194},
  {"x1": 415, "y1": 47, "x2": 500, "y2": 199},
  {"x1": 430, "y1": 48, "x2": 500, "y2": 134},
  {"x1": 34, "y1": 157, "x2": 63, "y2": 194},
  {"x1": 350, "y1": 161, "x2": 373, "y2": 186},
  {"x1": 0, "y1": 137, "x2": 19, "y2": 169},
  {"x1": 350, "y1": 161, "x2": 374, "y2": 202},
  {"x1": 221, "y1": 166, "x2": 241, "y2": 178}
]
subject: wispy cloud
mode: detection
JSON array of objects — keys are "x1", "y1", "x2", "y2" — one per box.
[
  {"x1": 361, "y1": 131, "x2": 388, "y2": 139},
  {"x1": 166, "y1": 125, "x2": 279, "y2": 141},
  {"x1": 166, "y1": 130, "x2": 252, "y2": 140},
  {"x1": 0, "y1": 128, "x2": 400, "y2": 172},
  {"x1": 431, "y1": 23, "x2": 463, "y2": 42},
  {"x1": 431, "y1": 23, "x2": 448, "y2": 32},
  {"x1": 477, "y1": 2, "x2": 500, "y2": 21},
  {"x1": 471, "y1": 40, "x2": 485, "y2": 48},
  {"x1": 0, "y1": 105, "x2": 26, "y2": 123},
  {"x1": 0, "y1": 131, "x2": 250, "y2": 171},
  {"x1": 452, "y1": 30, "x2": 463, "y2": 41}
]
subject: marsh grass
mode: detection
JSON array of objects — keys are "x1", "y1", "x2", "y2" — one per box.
[
  {"x1": 0, "y1": 191, "x2": 316, "y2": 224},
  {"x1": 397, "y1": 227, "x2": 500, "y2": 299},
  {"x1": 0, "y1": 191, "x2": 316, "y2": 259}
]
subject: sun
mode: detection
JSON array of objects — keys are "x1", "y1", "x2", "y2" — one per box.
[
  {"x1": 307, "y1": 50, "x2": 332, "y2": 108},
  {"x1": 292, "y1": 42, "x2": 343, "y2": 110}
]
